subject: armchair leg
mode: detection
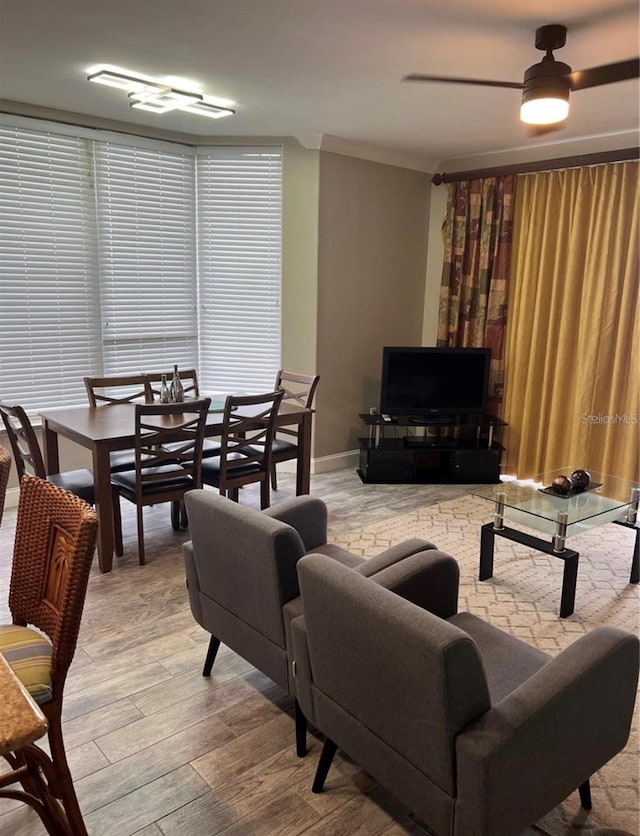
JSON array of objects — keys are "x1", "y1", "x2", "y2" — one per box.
[
  {"x1": 578, "y1": 780, "x2": 592, "y2": 809},
  {"x1": 312, "y1": 738, "x2": 338, "y2": 793},
  {"x1": 294, "y1": 700, "x2": 307, "y2": 758},
  {"x1": 271, "y1": 464, "x2": 278, "y2": 491},
  {"x1": 203, "y1": 636, "x2": 221, "y2": 677}
]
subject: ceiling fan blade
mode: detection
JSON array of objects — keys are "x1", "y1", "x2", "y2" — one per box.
[
  {"x1": 403, "y1": 73, "x2": 523, "y2": 90},
  {"x1": 569, "y1": 58, "x2": 639, "y2": 90}
]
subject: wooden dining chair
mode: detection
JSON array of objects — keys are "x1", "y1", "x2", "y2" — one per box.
[
  {"x1": 0, "y1": 402, "x2": 95, "y2": 505},
  {"x1": 0, "y1": 474, "x2": 99, "y2": 836},
  {"x1": 270, "y1": 370, "x2": 320, "y2": 492},
  {"x1": 83, "y1": 374, "x2": 154, "y2": 474},
  {"x1": 0, "y1": 444, "x2": 11, "y2": 526},
  {"x1": 110, "y1": 398, "x2": 211, "y2": 565},
  {"x1": 200, "y1": 390, "x2": 284, "y2": 510},
  {"x1": 83, "y1": 374, "x2": 153, "y2": 407}
]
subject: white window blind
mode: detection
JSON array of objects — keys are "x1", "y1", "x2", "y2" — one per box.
[
  {"x1": 197, "y1": 148, "x2": 282, "y2": 394},
  {"x1": 0, "y1": 118, "x2": 283, "y2": 412},
  {"x1": 94, "y1": 142, "x2": 198, "y2": 375},
  {"x1": 0, "y1": 125, "x2": 101, "y2": 411}
]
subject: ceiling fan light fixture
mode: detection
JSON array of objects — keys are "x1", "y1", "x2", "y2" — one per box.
[{"x1": 520, "y1": 86, "x2": 570, "y2": 125}]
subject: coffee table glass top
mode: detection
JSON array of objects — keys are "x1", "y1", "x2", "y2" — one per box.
[{"x1": 473, "y1": 468, "x2": 639, "y2": 539}]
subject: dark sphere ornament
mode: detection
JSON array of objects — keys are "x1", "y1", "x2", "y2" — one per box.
[
  {"x1": 552, "y1": 475, "x2": 572, "y2": 495},
  {"x1": 570, "y1": 469, "x2": 591, "y2": 491}
]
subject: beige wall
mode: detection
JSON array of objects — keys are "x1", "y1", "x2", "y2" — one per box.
[
  {"x1": 314, "y1": 151, "x2": 431, "y2": 460},
  {"x1": 280, "y1": 140, "x2": 320, "y2": 375}
]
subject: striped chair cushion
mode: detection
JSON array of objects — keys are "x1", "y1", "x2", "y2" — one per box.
[{"x1": 0, "y1": 624, "x2": 53, "y2": 704}]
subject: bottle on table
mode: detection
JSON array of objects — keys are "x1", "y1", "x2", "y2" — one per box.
[
  {"x1": 160, "y1": 374, "x2": 171, "y2": 403},
  {"x1": 170, "y1": 365, "x2": 184, "y2": 402}
]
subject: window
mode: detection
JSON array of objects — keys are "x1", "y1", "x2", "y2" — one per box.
[
  {"x1": 94, "y1": 142, "x2": 197, "y2": 374},
  {"x1": 0, "y1": 126, "x2": 101, "y2": 411},
  {"x1": 0, "y1": 119, "x2": 282, "y2": 411},
  {"x1": 197, "y1": 148, "x2": 282, "y2": 393}
]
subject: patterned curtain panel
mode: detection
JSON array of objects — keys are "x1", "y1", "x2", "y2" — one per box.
[{"x1": 438, "y1": 175, "x2": 515, "y2": 416}]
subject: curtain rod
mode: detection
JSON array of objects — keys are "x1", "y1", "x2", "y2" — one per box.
[{"x1": 431, "y1": 146, "x2": 639, "y2": 185}]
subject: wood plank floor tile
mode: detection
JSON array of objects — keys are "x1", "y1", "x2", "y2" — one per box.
[
  {"x1": 83, "y1": 764, "x2": 209, "y2": 836},
  {"x1": 62, "y1": 698, "x2": 145, "y2": 752},
  {"x1": 95, "y1": 676, "x2": 266, "y2": 763},
  {"x1": 75, "y1": 715, "x2": 236, "y2": 814},
  {"x1": 63, "y1": 662, "x2": 174, "y2": 721},
  {"x1": 191, "y1": 712, "x2": 297, "y2": 789}
]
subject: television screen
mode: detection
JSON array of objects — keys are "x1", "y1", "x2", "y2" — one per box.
[{"x1": 379, "y1": 346, "x2": 491, "y2": 419}]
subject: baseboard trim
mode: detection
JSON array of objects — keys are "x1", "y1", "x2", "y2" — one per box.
[{"x1": 275, "y1": 449, "x2": 359, "y2": 476}]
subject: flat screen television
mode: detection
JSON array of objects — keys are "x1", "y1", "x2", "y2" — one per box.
[{"x1": 379, "y1": 346, "x2": 491, "y2": 421}]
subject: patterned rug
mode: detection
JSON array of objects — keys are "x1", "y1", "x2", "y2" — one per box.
[{"x1": 330, "y1": 494, "x2": 640, "y2": 836}]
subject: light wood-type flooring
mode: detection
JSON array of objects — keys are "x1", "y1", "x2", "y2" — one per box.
[{"x1": 0, "y1": 471, "x2": 491, "y2": 835}]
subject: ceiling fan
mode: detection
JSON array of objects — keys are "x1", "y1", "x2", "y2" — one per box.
[{"x1": 404, "y1": 24, "x2": 640, "y2": 131}]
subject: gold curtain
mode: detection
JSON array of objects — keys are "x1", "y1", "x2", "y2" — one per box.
[{"x1": 503, "y1": 161, "x2": 639, "y2": 483}]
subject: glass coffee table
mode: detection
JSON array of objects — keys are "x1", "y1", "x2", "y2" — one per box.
[{"x1": 473, "y1": 468, "x2": 639, "y2": 617}]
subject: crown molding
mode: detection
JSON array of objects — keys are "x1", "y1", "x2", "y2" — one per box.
[{"x1": 436, "y1": 129, "x2": 640, "y2": 174}]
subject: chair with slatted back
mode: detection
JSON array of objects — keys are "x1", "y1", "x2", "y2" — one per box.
[
  {"x1": 270, "y1": 370, "x2": 319, "y2": 492},
  {"x1": 83, "y1": 375, "x2": 154, "y2": 474},
  {"x1": 83, "y1": 374, "x2": 152, "y2": 407},
  {"x1": 0, "y1": 444, "x2": 11, "y2": 526},
  {"x1": 200, "y1": 390, "x2": 284, "y2": 510},
  {"x1": 111, "y1": 398, "x2": 211, "y2": 565},
  {"x1": 0, "y1": 402, "x2": 95, "y2": 506},
  {"x1": 0, "y1": 474, "x2": 99, "y2": 836}
]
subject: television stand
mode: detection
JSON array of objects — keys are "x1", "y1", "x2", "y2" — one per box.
[
  {"x1": 408, "y1": 414, "x2": 456, "y2": 426},
  {"x1": 357, "y1": 413, "x2": 506, "y2": 485}
]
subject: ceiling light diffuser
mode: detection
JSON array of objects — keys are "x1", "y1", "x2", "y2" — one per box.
[
  {"x1": 520, "y1": 85, "x2": 570, "y2": 125},
  {"x1": 87, "y1": 67, "x2": 235, "y2": 120}
]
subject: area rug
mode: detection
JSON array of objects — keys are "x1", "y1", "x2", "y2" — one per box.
[{"x1": 329, "y1": 494, "x2": 640, "y2": 836}]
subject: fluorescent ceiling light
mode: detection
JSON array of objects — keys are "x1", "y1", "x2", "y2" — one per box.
[{"x1": 87, "y1": 67, "x2": 235, "y2": 120}]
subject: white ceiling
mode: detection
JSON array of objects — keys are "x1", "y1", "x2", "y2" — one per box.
[{"x1": 1, "y1": 0, "x2": 638, "y2": 170}]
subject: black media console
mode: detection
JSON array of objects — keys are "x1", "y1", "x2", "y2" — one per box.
[{"x1": 357, "y1": 413, "x2": 506, "y2": 484}]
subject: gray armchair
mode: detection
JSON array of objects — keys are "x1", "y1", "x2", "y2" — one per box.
[
  {"x1": 292, "y1": 553, "x2": 639, "y2": 836},
  {"x1": 182, "y1": 489, "x2": 438, "y2": 756}
]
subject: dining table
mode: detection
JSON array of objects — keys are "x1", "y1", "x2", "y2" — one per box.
[{"x1": 40, "y1": 400, "x2": 314, "y2": 573}]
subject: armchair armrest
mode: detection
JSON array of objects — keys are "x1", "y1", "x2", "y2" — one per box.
[
  {"x1": 455, "y1": 626, "x2": 639, "y2": 836},
  {"x1": 262, "y1": 496, "x2": 328, "y2": 551},
  {"x1": 355, "y1": 538, "x2": 438, "y2": 576},
  {"x1": 290, "y1": 613, "x2": 314, "y2": 723},
  {"x1": 367, "y1": 550, "x2": 459, "y2": 619}
]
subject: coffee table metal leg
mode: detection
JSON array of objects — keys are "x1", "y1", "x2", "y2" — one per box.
[
  {"x1": 560, "y1": 551, "x2": 579, "y2": 618},
  {"x1": 480, "y1": 523, "x2": 495, "y2": 580}
]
